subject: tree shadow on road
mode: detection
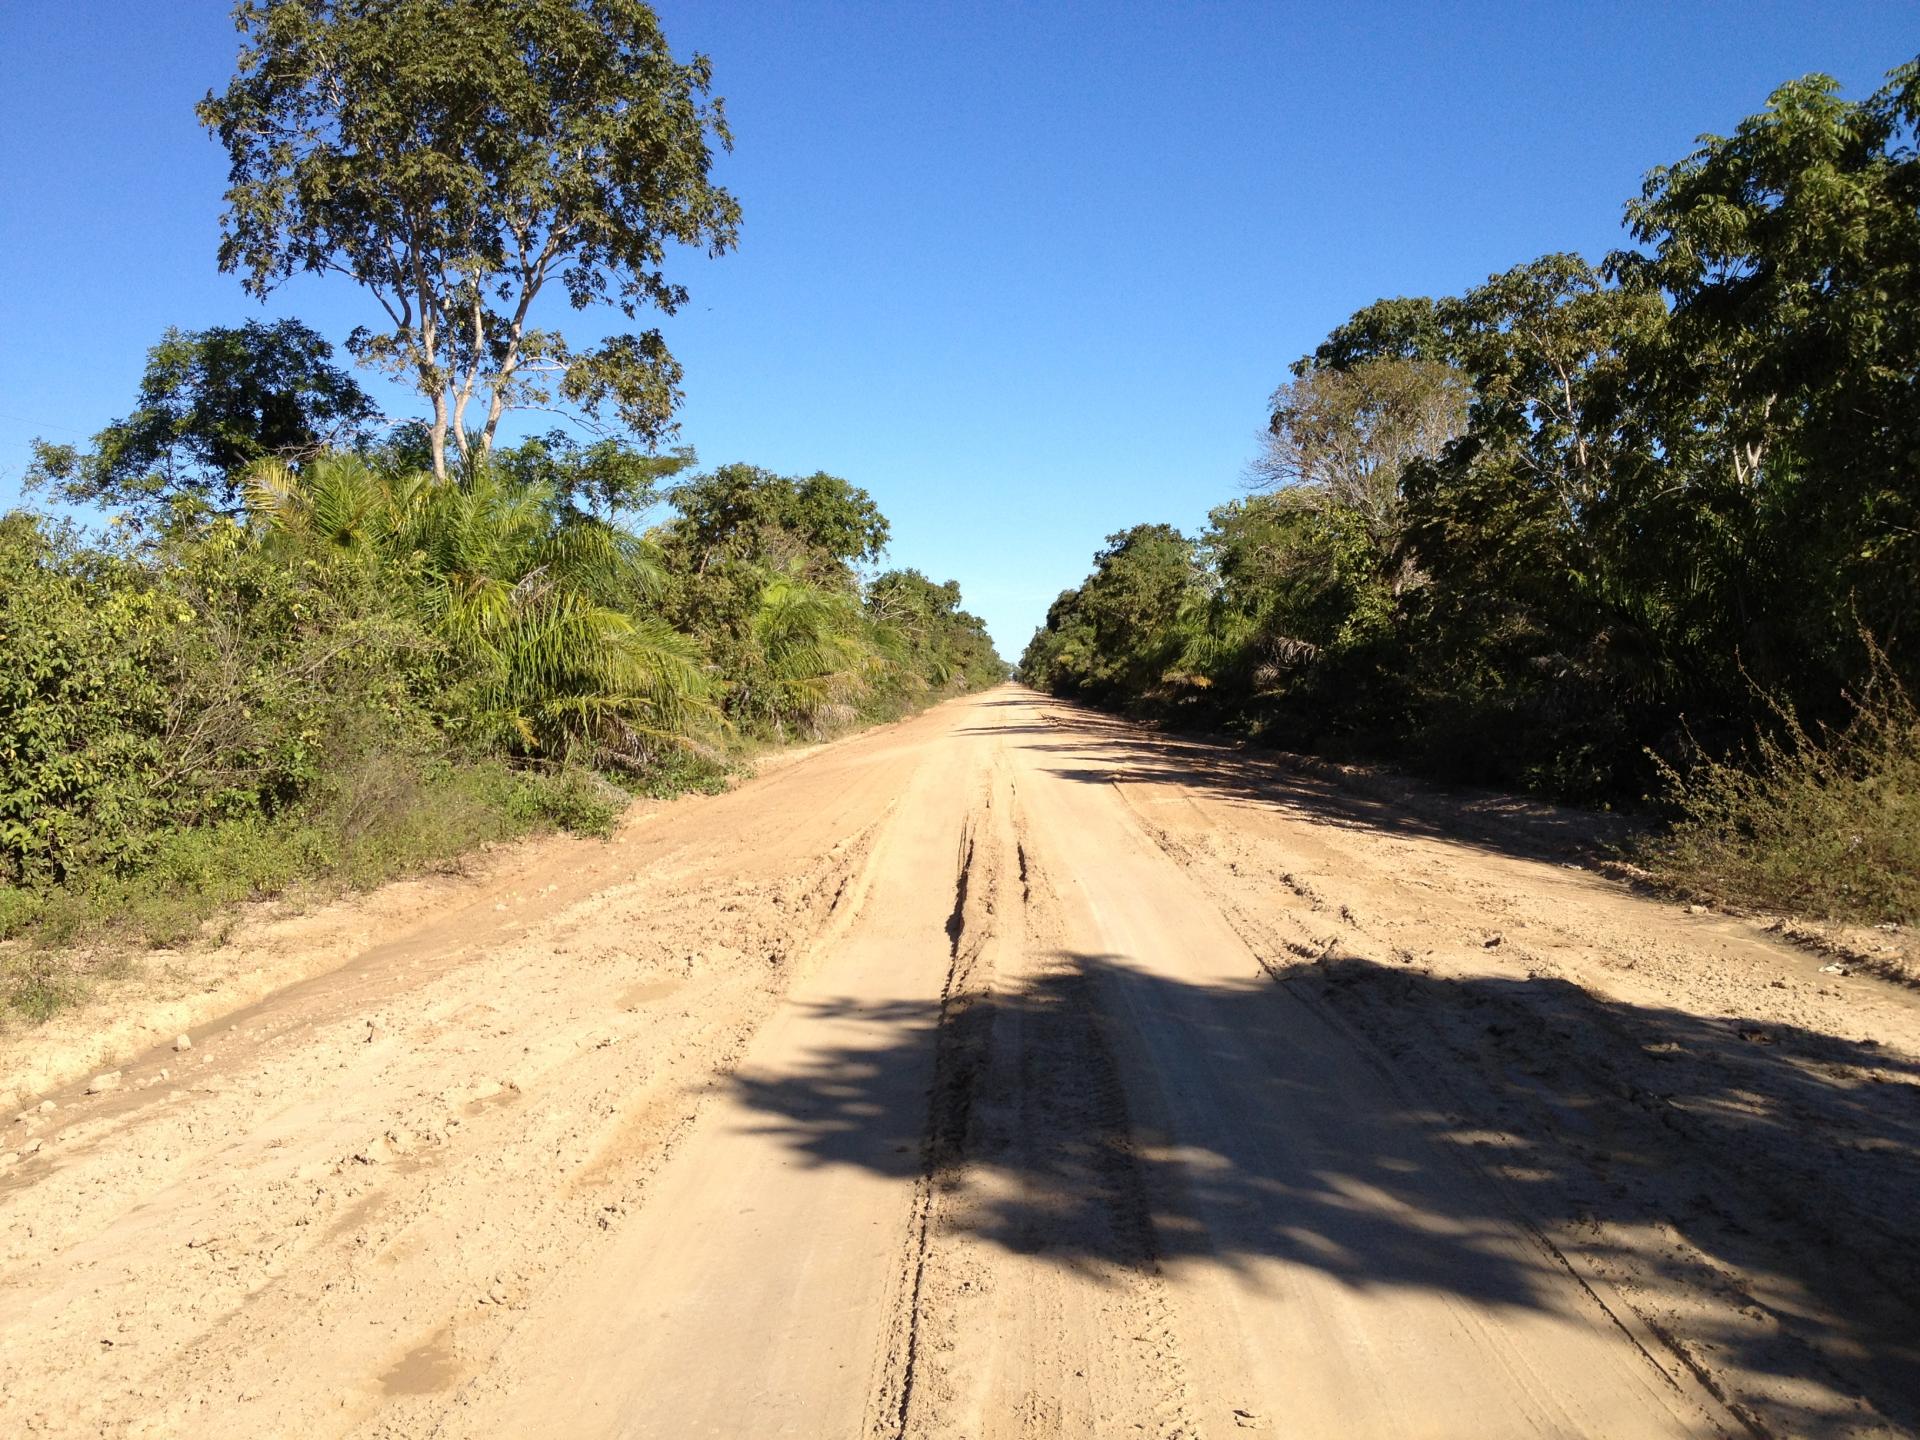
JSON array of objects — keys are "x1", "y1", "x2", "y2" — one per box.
[
  {"x1": 975, "y1": 698, "x2": 1635, "y2": 869},
  {"x1": 730, "y1": 951, "x2": 1920, "y2": 1437}
]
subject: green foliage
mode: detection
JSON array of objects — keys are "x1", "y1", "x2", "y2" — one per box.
[
  {"x1": 1300, "y1": 296, "x2": 1449, "y2": 373},
  {"x1": 0, "y1": 756, "x2": 632, "y2": 1019},
  {"x1": 507, "y1": 766, "x2": 633, "y2": 837},
  {"x1": 1255, "y1": 357, "x2": 1469, "y2": 549},
  {"x1": 247, "y1": 454, "x2": 715, "y2": 765},
  {"x1": 25, "y1": 319, "x2": 375, "y2": 522},
  {"x1": 628, "y1": 747, "x2": 735, "y2": 800},
  {"x1": 1020, "y1": 525, "x2": 1200, "y2": 702},
  {"x1": 1025, "y1": 56, "x2": 1920, "y2": 922},
  {"x1": 650, "y1": 465, "x2": 998, "y2": 739},
  {"x1": 1, "y1": 431, "x2": 1002, "y2": 1021},
  {"x1": 1, "y1": 950, "x2": 97, "y2": 1025},
  {"x1": 1613, "y1": 62, "x2": 1920, "y2": 694},
  {"x1": 729, "y1": 571, "x2": 870, "y2": 737},
  {"x1": 0, "y1": 492, "x2": 618, "y2": 1020},
  {"x1": 1640, "y1": 658, "x2": 1920, "y2": 925},
  {"x1": 0, "y1": 515, "x2": 171, "y2": 886},
  {"x1": 866, "y1": 569, "x2": 1007, "y2": 701},
  {"x1": 2, "y1": 3, "x2": 1016, "y2": 1024},
  {"x1": 661, "y1": 463, "x2": 891, "y2": 576},
  {"x1": 0, "y1": 507, "x2": 439, "y2": 889},
  {"x1": 495, "y1": 432, "x2": 696, "y2": 521},
  {"x1": 198, "y1": 0, "x2": 741, "y2": 478}
]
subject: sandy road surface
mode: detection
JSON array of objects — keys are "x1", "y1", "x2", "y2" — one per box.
[{"x1": 3, "y1": 687, "x2": 1917, "y2": 1437}]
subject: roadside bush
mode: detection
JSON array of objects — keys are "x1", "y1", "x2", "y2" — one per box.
[
  {"x1": 0, "y1": 508, "x2": 446, "y2": 889},
  {"x1": 0, "y1": 506, "x2": 593, "y2": 1012},
  {"x1": 0, "y1": 950, "x2": 111, "y2": 1025},
  {"x1": 510, "y1": 765, "x2": 633, "y2": 836},
  {"x1": 627, "y1": 747, "x2": 735, "y2": 800},
  {"x1": 0, "y1": 757, "x2": 633, "y2": 1021},
  {"x1": 0, "y1": 446, "x2": 1002, "y2": 1025},
  {"x1": 1639, "y1": 658, "x2": 1920, "y2": 925},
  {"x1": 0, "y1": 514, "x2": 173, "y2": 885}
]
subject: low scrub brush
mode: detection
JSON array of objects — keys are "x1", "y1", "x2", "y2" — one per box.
[{"x1": 1642, "y1": 653, "x2": 1919, "y2": 926}]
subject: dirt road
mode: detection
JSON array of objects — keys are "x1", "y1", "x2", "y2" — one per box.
[{"x1": 4, "y1": 687, "x2": 1916, "y2": 1437}]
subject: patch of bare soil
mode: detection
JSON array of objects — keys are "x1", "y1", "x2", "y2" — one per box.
[{"x1": 0, "y1": 704, "x2": 952, "y2": 1436}]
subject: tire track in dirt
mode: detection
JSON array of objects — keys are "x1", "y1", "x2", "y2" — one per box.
[
  {"x1": 880, "y1": 749, "x2": 1201, "y2": 1440},
  {"x1": 1003, "y1": 693, "x2": 1732, "y2": 1437},
  {"x1": 1090, "y1": 706, "x2": 1920, "y2": 1439},
  {"x1": 9, "y1": 688, "x2": 1909, "y2": 1437},
  {"x1": 0, "y1": 701, "x2": 970, "y2": 1438},
  {"x1": 436, "y1": 705, "x2": 992, "y2": 1439},
  {"x1": 867, "y1": 765, "x2": 1002, "y2": 1437},
  {"x1": 4, "y1": 820, "x2": 889, "y2": 1439},
  {"x1": 1122, "y1": 789, "x2": 1762, "y2": 1433}
]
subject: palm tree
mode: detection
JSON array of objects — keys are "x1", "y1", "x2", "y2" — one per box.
[
  {"x1": 246, "y1": 455, "x2": 712, "y2": 765},
  {"x1": 730, "y1": 569, "x2": 874, "y2": 739}
]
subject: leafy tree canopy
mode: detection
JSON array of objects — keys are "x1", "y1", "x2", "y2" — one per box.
[
  {"x1": 1254, "y1": 357, "x2": 1469, "y2": 550},
  {"x1": 27, "y1": 319, "x2": 376, "y2": 522},
  {"x1": 1297, "y1": 296, "x2": 1449, "y2": 375},
  {"x1": 662, "y1": 464, "x2": 890, "y2": 577},
  {"x1": 1612, "y1": 61, "x2": 1920, "y2": 664},
  {"x1": 1027, "y1": 54, "x2": 1920, "y2": 802},
  {"x1": 1022, "y1": 525, "x2": 1198, "y2": 700},
  {"x1": 494, "y1": 431, "x2": 697, "y2": 521},
  {"x1": 868, "y1": 568, "x2": 965, "y2": 622},
  {"x1": 198, "y1": 0, "x2": 741, "y2": 480}
]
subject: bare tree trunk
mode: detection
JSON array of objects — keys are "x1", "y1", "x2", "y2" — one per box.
[
  {"x1": 411, "y1": 250, "x2": 450, "y2": 484},
  {"x1": 429, "y1": 391, "x2": 450, "y2": 484}
]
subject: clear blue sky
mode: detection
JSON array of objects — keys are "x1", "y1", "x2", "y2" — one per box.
[{"x1": 1, "y1": 2, "x2": 1913, "y2": 656}]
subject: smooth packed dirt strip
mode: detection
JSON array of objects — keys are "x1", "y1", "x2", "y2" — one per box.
[{"x1": 3, "y1": 689, "x2": 1917, "y2": 1437}]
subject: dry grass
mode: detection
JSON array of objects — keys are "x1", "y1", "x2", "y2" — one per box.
[
  {"x1": 0, "y1": 759, "x2": 633, "y2": 1025},
  {"x1": 1641, "y1": 655, "x2": 1919, "y2": 926}
]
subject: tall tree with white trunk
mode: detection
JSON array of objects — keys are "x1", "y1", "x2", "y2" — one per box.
[{"x1": 199, "y1": 0, "x2": 741, "y2": 482}]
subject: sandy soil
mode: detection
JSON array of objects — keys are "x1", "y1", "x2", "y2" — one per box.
[{"x1": 1, "y1": 687, "x2": 1914, "y2": 1437}]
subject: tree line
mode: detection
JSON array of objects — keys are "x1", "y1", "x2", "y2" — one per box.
[
  {"x1": 3, "y1": 320, "x2": 1002, "y2": 983},
  {"x1": 1, "y1": 0, "x2": 1002, "y2": 1007},
  {"x1": 1022, "y1": 59, "x2": 1918, "y2": 923}
]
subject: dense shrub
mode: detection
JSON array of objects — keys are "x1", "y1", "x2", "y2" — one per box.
[
  {"x1": 1640, "y1": 662, "x2": 1920, "y2": 925},
  {"x1": 0, "y1": 450, "x2": 1002, "y2": 1021},
  {"x1": 0, "y1": 515, "x2": 173, "y2": 885},
  {"x1": 1022, "y1": 58, "x2": 1919, "y2": 922}
]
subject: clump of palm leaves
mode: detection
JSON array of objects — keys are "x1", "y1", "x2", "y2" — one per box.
[
  {"x1": 728, "y1": 569, "x2": 874, "y2": 739},
  {"x1": 246, "y1": 454, "x2": 713, "y2": 766},
  {"x1": 2, "y1": 444, "x2": 1006, "y2": 1020}
]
